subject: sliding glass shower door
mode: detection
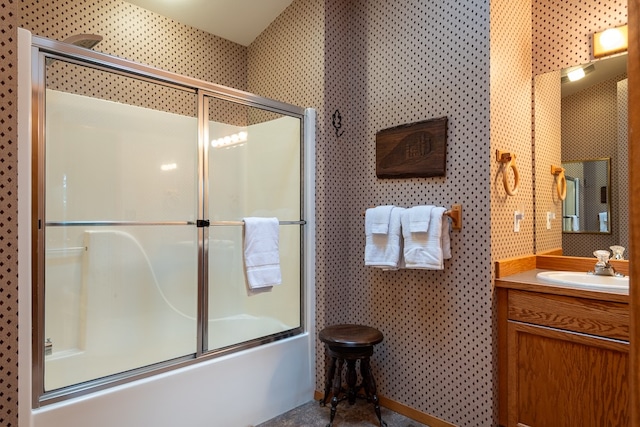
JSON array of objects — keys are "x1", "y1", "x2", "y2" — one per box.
[
  {"x1": 34, "y1": 37, "x2": 307, "y2": 405},
  {"x1": 42, "y1": 60, "x2": 199, "y2": 391},
  {"x1": 205, "y1": 96, "x2": 302, "y2": 351}
]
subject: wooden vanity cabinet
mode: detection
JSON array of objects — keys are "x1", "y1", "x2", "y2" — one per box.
[{"x1": 498, "y1": 288, "x2": 630, "y2": 427}]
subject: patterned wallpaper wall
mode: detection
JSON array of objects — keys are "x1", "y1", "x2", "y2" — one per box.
[
  {"x1": 0, "y1": 1, "x2": 19, "y2": 426},
  {"x1": 345, "y1": 0, "x2": 496, "y2": 423},
  {"x1": 20, "y1": 0, "x2": 248, "y2": 90},
  {"x1": 490, "y1": 0, "x2": 535, "y2": 261},
  {"x1": 533, "y1": 0, "x2": 627, "y2": 76},
  {"x1": 532, "y1": 0, "x2": 628, "y2": 257}
]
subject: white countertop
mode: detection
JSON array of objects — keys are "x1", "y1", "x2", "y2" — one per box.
[{"x1": 496, "y1": 268, "x2": 629, "y2": 303}]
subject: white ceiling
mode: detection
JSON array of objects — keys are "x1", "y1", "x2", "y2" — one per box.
[{"x1": 126, "y1": 0, "x2": 294, "y2": 46}]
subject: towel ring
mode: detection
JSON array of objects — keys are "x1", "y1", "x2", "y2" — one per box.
[
  {"x1": 551, "y1": 165, "x2": 566, "y2": 201},
  {"x1": 496, "y1": 150, "x2": 519, "y2": 196}
]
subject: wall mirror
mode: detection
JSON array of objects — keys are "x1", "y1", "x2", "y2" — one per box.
[
  {"x1": 534, "y1": 52, "x2": 628, "y2": 257},
  {"x1": 561, "y1": 158, "x2": 611, "y2": 234}
]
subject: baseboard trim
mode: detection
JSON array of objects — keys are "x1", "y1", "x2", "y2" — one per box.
[{"x1": 313, "y1": 390, "x2": 456, "y2": 427}]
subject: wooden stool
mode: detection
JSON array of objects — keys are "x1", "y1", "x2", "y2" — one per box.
[{"x1": 319, "y1": 324, "x2": 385, "y2": 427}]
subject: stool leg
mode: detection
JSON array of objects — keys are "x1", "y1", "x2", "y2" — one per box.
[
  {"x1": 361, "y1": 357, "x2": 386, "y2": 427},
  {"x1": 345, "y1": 359, "x2": 358, "y2": 404},
  {"x1": 328, "y1": 358, "x2": 344, "y2": 427},
  {"x1": 321, "y1": 354, "x2": 337, "y2": 406}
]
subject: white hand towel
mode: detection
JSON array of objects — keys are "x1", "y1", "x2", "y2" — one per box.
[
  {"x1": 243, "y1": 217, "x2": 281, "y2": 289},
  {"x1": 368, "y1": 205, "x2": 395, "y2": 234},
  {"x1": 570, "y1": 215, "x2": 579, "y2": 232},
  {"x1": 442, "y1": 216, "x2": 452, "y2": 260},
  {"x1": 598, "y1": 212, "x2": 608, "y2": 232},
  {"x1": 365, "y1": 206, "x2": 405, "y2": 268},
  {"x1": 401, "y1": 206, "x2": 447, "y2": 270},
  {"x1": 408, "y1": 205, "x2": 433, "y2": 232}
]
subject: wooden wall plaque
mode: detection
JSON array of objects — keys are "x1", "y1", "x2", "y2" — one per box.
[{"x1": 375, "y1": 117, "x2": 447, "y2": 179}]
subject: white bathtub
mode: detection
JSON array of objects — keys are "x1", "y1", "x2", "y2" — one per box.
[
  {"x1": 38, "y1": 226, "x2": 310, "y2": 426},
  {"x1": 33, "y1": 227, "x2": 315, "y2": 427}
]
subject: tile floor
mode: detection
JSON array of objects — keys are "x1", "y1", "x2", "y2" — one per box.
[{"x1": 256, "y1": 398, "x2": 429, "y2": 427}]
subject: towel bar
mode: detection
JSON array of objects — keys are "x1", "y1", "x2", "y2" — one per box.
[
  {"x1": 210, "y1": 220, "x2": 306, "y2": 226},
  {"x1": 363, "y1": 204, "x2": 462, "y2": 230}
]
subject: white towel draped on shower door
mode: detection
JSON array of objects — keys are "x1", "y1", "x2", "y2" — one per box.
[{"x1": 243, "y1": 217, "x2": 282, "y2": 289}]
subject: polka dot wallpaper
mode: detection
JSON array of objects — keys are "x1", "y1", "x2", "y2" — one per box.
[
  {"x1": 0, "y1": 0, "x2": 628, "y2": 425},
  {"x1": 533, "y1": 0, "x2": 627, "y2": 76},
  {"x1": 0, "y1": 2, "x2": 19, "y2": 427},
  {"x1": 20, "y1": 0, "x2": 248, "y2": 90}
]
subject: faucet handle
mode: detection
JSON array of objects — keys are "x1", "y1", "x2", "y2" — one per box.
[
  {"x1": 610, "y1": 245, "x2": 625, "y2": 260},
  {"x1": 593, "y1": 250, "x2": 611, "y2": 266}
]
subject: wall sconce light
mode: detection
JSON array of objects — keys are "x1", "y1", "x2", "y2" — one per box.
[{"x1": 593, "y1": 24, "x2": 628, "y2": 58}]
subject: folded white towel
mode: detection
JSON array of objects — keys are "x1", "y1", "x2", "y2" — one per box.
[
  {"x1": 243, "y1": 217, "x2": 281, "y2": 289},
  {"x1": 442, "y1": 216, "x2": 452, "y2": 260},
  {"x1": 365, "y1": 206, "x2": 405, "y2": 268},
  {"x1": 368, "y1": 205, "x2": 395, "y2": 234},
  {"x1": 408, "y1": 205, "x2": 433, "y2": 232},
  {"x1": 570, "y1": 215, "x2": 579, "y2": 232},
  {"x1": 599, "y1": 212, "x2": 608, "y2": 232},
  {"x1": 401, "y1": 206, "x2": 447, "y2": 270}
]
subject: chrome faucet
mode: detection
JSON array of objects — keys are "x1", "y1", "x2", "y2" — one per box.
[{"x1": 589, "y1": 250, "x2": 623, "y2": 277}]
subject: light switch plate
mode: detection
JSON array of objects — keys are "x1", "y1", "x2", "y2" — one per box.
[
  {"x1": 514, "y1": 211, "x2": 524, "y2": 232},
  {"x1": 546, "y1": 211, "x2": 556, "y2": 229}
]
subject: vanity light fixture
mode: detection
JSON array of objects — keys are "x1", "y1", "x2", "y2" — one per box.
[
  {"x1": 566, "y1": 67, "x2": 585, "y2": 82},
  {"x1": 593, "y1": 24, "x2": 628, "y2": 58},
  {"x1": 567, "y1": 68, "x2": 584, "y2": 82}
]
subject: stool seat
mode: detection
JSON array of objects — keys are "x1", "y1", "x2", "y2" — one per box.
[
  {"x1": 319, "y1": 324, "x2": 385, "y2": 427},
  {"x1": 319, "y1": 324, "x2": 383, "y2": 348}
]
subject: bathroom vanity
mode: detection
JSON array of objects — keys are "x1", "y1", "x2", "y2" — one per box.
[{"x1": 496, "y1": 255, "x2": 630, "y2": 427}]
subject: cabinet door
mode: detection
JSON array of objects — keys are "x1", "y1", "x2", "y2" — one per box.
[{"x1": 508, "y1": 321, "x2": 629, "y2": 427}]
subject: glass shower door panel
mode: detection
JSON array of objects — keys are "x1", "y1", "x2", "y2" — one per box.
[
  {"x1": 44, "y1": 225, "x2": 198, "y2": 391},
  {"x1": 206, "y1": 97, "x2": 302, "y2": 351},
  {"x1": 44, "y1": 61, "x2": 199, "y2": 391}
]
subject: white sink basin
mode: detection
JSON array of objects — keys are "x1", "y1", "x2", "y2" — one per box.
[{"x1": 536, "y1": 271, "x2": 629, "y2": 291}]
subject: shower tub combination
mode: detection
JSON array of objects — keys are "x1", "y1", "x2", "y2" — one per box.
[{"x1": 18, "y1": 29, "x2": 316, "y2": 427}]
